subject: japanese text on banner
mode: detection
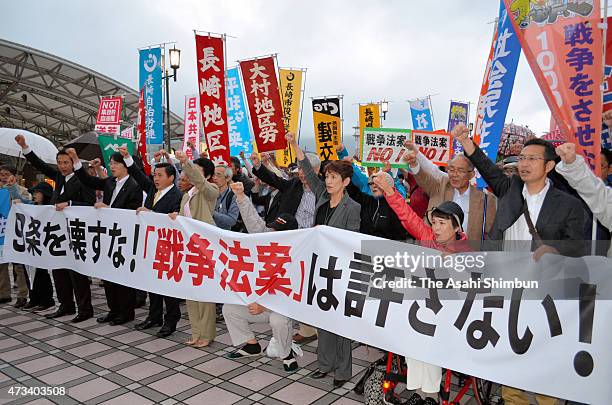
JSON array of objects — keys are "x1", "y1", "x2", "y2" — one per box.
[
  {"x1": 5, "y1": 204, "x2": 612, "y2": 404},
  {"x1": 182, "y1": 95, "x2": 201, "y2": 159},
  {"x1": 139, "y1": 48, "x2": 163, "y2": 144},
  {"x1": 94, "y1": 96, "x2": 123, "y2": 136},
  {"x1": 312, "y1": 97, "x2": 341, "y2": 161},
  {"x1": 195, "y1": 35, "x2": 230, "y2": 165},
  {"x1": 474, "y1": 1, "x2": 521, "y2": 188},
  {"x1": 226, "y1": 67, "x2": 253, "y2": 157},
  {"x1": 412, "y1": 130, "x2": 453, "y2": 167},
  {"x1": 239, "y1": 57, "x2": 287, "y2": 153},
  {"x1": 409, "y1": 98, "x2": 434, "y2": 131},
  {"x1": 503, "y1": 0, "x2": 602, "y2": 174},
  {"x1": 275, "y1": 69, "x2": 303, "y2": 167},
  {"x1": 360, "y1": 128, "x2": 412, "y2": 168}
]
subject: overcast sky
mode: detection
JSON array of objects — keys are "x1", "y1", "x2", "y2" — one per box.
[{"x1": 2, "y1": 0, "x2": 552, "y2": 152}]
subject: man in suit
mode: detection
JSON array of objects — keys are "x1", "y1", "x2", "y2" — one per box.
[
  {"x1": 13, "y1": 134, "x2": 96, "y2": 322},
  {"x1": 119, "y1": 146, "x2": 183, "y2": 338},
  {"x1": 403, "y1": 141, "x2": 497, "y2": 242},
  {"x1": 66, "y1": 147, "x2": 143, "y2": 326},
  {"x1": 453, "y1": 123, "x2": 585, "y2": 405}
]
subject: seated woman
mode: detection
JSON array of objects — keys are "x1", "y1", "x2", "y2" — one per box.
[{"x1": 372, "y1": 174, "x2": 468, "y2": 405}]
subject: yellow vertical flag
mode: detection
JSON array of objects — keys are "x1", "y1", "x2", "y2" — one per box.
[
  {"x1": 276, "y1": 69, "x2": 304, "y2": 167},
  {"x1": 312, "y1": 97, "x2": 341, "y2": 161},
  {"x1": 358, "y1": 103, "x2": 381, "y2": 158}
]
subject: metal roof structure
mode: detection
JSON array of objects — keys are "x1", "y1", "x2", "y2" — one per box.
[{"x1": 0, "y1": 38, "x2": 184, "y2": 147}]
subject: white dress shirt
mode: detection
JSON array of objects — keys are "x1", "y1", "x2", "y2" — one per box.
[
  {"x1": 452, "y1": 186, "x2": 470, "y2": 231},
  {"x1": 504, "y1": 179, "x2": 550, "y2": 251},
  {"x1": 110, "y1": 175, "x2": 130, "y2": 206},
  {"x1": 152, "y1": 184, "x2": 173, "y2": 206}
]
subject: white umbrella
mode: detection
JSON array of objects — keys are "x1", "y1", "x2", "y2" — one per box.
[{"x1": 0, "y1": 128, "x2": 58, "y2": 164}]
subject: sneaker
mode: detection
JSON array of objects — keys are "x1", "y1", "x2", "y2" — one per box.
[
  {"x1": 422, "y1": 397, "x2": 439, "y2": 405},
  {"x1": 283, "y1": 350, "x2": 298, "y2": 373},
  {"x1": 405, "y1": 393, "x2": 423, "y2": 405},
  {"x1": 226, "y1": 342, "x2": 262, "y2": 359}
]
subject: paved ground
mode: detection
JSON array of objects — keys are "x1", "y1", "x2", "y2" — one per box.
[{"x1": 0, "y1": 282, "x2": 484, "y2": 404}]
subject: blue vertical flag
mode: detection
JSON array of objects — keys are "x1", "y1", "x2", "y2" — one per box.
[
  {"x1": 409, "y1": 98, "x2": 434, "y2": 131},
  {"x1": 226, "y1": 67, "x2": 253, "y2": 157},
  {"x1": 0, "y1": 189, "x2": 10, "y2": 248},
  {"x1": 473, "y1": 1, "x2": 521, "y2": 188},
  {"x1": 139, "y1": 47, "x2": 163, "y2": 145}
]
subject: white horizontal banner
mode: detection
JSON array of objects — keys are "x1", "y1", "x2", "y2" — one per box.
[{"x1": 3, "y1": 205, "x2": 611, "y2": 404}]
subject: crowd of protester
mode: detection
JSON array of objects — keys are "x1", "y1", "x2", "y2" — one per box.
[{"x1": 1, "y1": 112, "x2": 612, "y2": 404}]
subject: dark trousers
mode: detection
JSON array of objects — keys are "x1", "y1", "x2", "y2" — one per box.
[
  {"x1": 52, "y1": 268, "x2": 93, "y2": 315},
  {"x1": 147, "y1": 292, "x2": 180, "y2": 327},
  {"x1": 30, "y1": 269, "x2": 54, "y2": 306},
  {"x1": 104, "y1": 281, "x2": 135, "y2": 320}
]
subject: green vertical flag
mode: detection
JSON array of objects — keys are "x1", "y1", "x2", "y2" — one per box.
[{"x1": 97, "y1": 134, "x2": 135, "y2": 172}]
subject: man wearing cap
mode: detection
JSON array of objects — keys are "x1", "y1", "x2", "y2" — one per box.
[
  {"x1": 220, "y1": 181, "x2": 299, "y2": 373},
  {"x1": 12, "y1": 135, "x2": 96, "y2": 322}
]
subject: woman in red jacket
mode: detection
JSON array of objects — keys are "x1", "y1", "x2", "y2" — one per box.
[{"x1": 372, "y1": 174, "x2": 468, "y2": 405}]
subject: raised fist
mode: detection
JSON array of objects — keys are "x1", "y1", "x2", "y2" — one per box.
[{"x1": 15, "y1": 134, "x2": 27, "y2": 149}]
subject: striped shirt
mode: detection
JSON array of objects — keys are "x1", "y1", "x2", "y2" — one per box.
[{"x1": 295, "y1": 188, "x2": 316, "y2": 229}]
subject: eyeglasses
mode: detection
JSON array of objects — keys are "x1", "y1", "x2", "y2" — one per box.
[
  {"x1": 447, "y1": 167, "x2": 472, "y2": 175},
  {"x1": 517, "y1": 155, "x2": 546, "y2": 162}
]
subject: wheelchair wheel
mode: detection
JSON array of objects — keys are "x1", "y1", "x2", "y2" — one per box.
[{"x1": 363, "y1": 365, "x2": 385, "y2": 405}]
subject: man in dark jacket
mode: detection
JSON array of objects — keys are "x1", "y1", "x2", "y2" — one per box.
[
  {"x1": 346, "y1": 172, "x2": 407, "y2": 240},
  {"x1": 67, "y1": 148, "x2": 143, "y2": 326},
  {"x1": 15, "y1": 134, "x2": 96, "y2": 323},
  {"x1": 121, "y1": 146, "x2": 183, "y2": 337},
  {"x1": 453, "y1": 123, "x2": 585, "y2": 405},
  {"x1": 453, "y1": 124, "x2": 586, "y2": 257}
]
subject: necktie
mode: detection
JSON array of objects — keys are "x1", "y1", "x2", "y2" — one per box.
[{"x1": 153, "y1": 190, "x2": 162, "y2": 206}]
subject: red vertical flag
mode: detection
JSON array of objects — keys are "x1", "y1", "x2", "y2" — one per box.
[
  {"x1": 137, "y1": 88, "x2": 151, "y2": 175},
  {"x1": 239, "y1": 57, "x2": 287, "y2": 152},
  {"x1": 195, "y1": 34, "x2": 230, "y2": 165},
  {"x1": 503, "y1": 0, "x2": 602, "y2": 174}
]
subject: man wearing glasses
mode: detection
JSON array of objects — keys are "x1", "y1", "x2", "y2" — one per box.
[
  {"x1": 402, "y1": 141, "x2": 497, "y2": 241},
  {"x1": 453, "y1": 123, "x2": 586, "y2": 405}
]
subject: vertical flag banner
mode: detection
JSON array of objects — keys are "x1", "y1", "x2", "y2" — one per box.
[
  {"x1": 182, "y1": 95, "x2": 201, "y2": 159},
  {"x1": 94, "y1": 96, "x2": 123, "y2": 135},
  {"x1": 409, "y1": 98, "x2": 434, "y2": 131},
  {"x1": 195, "y1": 34, "x2": 230, "y2": 165},
  {"x1": 359, "y1": 103, "x2": 381, "y2": 159},
  {"x1": 139, "y1": 47, "x2": 163, "y2": 145},
  {"x1": 0, "y1": 188, "x2": 9, "y2": 252},
  {"x1": 136, "y1": 88, "x2": 151, "y2": 175},
  {"x1": 503, "y1": 0, "x2": 602, "y2": 174},
  {"x1": 603, "y1": 16, "x2": 612, "y2": 112},
  {"x1": 239, "y1": 57, "x2": 287, "y2": 153},
  {"x1": 471, "y1": 22, "x2": 499, "y2": 149},
  {"x1": 473, "y1": 1, "x2": 521, "y2": 188},
  {"x1": 226, "y1": 67, "x2": 253, "y2": 157},
  {"x1": 312, "y1": 97, "x2": 341, "y2": 161},
  {"x1": 98, "y1": 134, "x2": 135, "y2": 172},
  {"x1": 359, "y1": 103, "x2": 381, "y2": 130},
  {"x1": 276, "y1": 69, "x2": 304, "y2": 167},
  {"x1": 447, "y1": 101, "x2": 469, "y2": 132}
]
